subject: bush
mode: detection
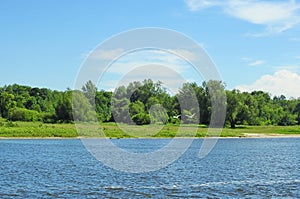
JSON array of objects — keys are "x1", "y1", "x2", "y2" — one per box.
[
  {"x1": 5, "y1": 120, "x2": 18, "y2": 127},
  {"x1": 131, "y1": 113, "x2": 150, "y2": 125},
  {"x1": 41, "y1": 112, "x2": 56, "y2": 123},
  {"x1": 168, "y1": 117, "x2": 180, "y2": 124},
  {"x1": 278, "y1": 114, "x2": 297, "y2": 126},
  {"x1": 8, "y1": 107, "x2": 41, "y2": 122}
]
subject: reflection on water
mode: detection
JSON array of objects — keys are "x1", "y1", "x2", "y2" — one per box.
[{"x1": 0, "y1": 138, "x2": 299, "y2": 198}]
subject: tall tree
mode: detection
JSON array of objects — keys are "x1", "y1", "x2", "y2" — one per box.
[
  {"x1": 226, "y1": 90, "x2": 237, "y2": 128},
  {"x1": 82, "y1": 80, "x2": 97, "y2": 106},
  {"x1": 55, "y1": 91, "x2": 73, "y2": 122},
  {"x1": 203, "y1": 80, "x2": 226, "y2": 127},
  {"x1": 177, "y1": 82, "x2": 200, "y2": 124},
  {"x1": 295, "y1": 102, "x2": 300, "y2": 125},
  {"x1": 0, "y1": 91, "x2": 16, "y2": 118},
  {"x1": 95, "y1": 91, "x2": 112, "y2": 122}
]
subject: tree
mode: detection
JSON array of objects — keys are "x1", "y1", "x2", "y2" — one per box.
[
  {"x1": 240, "y1": 92, "x2": 260, "y2": 125},
  {"x1": 251, "y1": 91, "x2": 273, "y2": 125},
  {"x1": 72, "y1": 90, "x2": 97, "y2": 122},
  {"x1": 111, "y1": 97, "x2": 131, "y2": 124},
  {"x1": 1, "y1": 80, "x2": 300, "y2": 127},
  {"x1": 0, "y1": 91, "x2": 16, "y2": 118},
  {"x1": 295, "y1": 102, "x2": 300, "y2": 125},
  {"x1": 82, "y1": 80, "x2": 97, "y2": 106},
  {"x1": 25, "y1": 96, "x2": 41, "y2": 112},
  {"x1": 55, "y1": 91, "x2": 73, "y2": 122},
  {"x1": 177, "y1": 82, "x2": 200, "y2": 124},
  {"x1": 129, "y1": 101, "x2": 145, "y2": 116},
  {"x1": 226, "y1": 90, "x2": 240, "y2": 128},
  {"x1": 129, "y1": 79, "x2": 165, "y2": 105},
  {"x1": 95, "y1": 91, "x2": 112, "y2": 122},
  {"x1": 131, "y1": 113, "x2": 150, "y2": 125},
  {"x1": 8, "y1": 107, "x2": 40, "y2": 121},
  {"x1": 203, "y1": 80, "x2": 226, "y2": 126},
  {"x1": 8, "y1": 84, "x2": 31, "y2": 108},
  {"x1": 149, "y1": 104, "x2": 168, "y2": 124}
]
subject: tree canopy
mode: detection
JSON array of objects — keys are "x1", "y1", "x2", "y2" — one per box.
[{"x1": 0, "y1": 80, "x2": 299, "y2": 128}]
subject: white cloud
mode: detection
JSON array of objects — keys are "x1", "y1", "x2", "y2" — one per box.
[
  {"x1": 242, "y1": 57, "x2": 265, "y2": 66},
  {"x1": 185, "y1": 0, "x2": 300, "y2": 35},
  {"x1": 104, "y1": 58, "x2": 189, "y2": 76},
  {"x1": 296, "y1": 56, "x2": 300, "y2": 59},
  {"x1": 99, "y1": 64, "x2": 188, "y2": 94},
  {"x1": 249, "y1": 60, "x2": 265, "y2": 66},
  {"x1": 185, "y1": 0, "x2": 221, "y2": 11},
  {"x1": 236, "y1": 70, "x2": 300, "y2": 98},
  {"x1": 85, "y1": 48, "x2": 197, "y2": 63},
  {"x1": 96, "y1": 49, "x2": 198, "y2": 91},
  {"x1": 101, "y1": 49, "x2": 193, "y2": 75},
  {"x1": 241, "y1": 57, "x2": 252, "y2": 61},
  {"x1": 87, "y1": 48, "x2": 125, "y2": 60},
  {"x1": 168, "y1": 49, "x2": 197, "y2": 61}
]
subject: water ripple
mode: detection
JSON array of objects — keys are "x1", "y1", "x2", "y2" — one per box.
[{"x1": 0, "y1": 138, "x2": 299, "y2": 198}]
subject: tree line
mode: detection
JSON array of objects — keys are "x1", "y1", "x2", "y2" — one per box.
[{"x1": 0, "y1": 79, "x2": 300, "y2": 128}]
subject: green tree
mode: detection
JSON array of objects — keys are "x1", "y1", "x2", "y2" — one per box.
[
  {"x1": 8, "y1": 107, "x2": 41, "y2": 121},
  {"x1": 250, "y1": 91, "x2": 273, "y2": 125},
  {"x1": 72, "y1": 90, "x2": 97, "y2": 122},
  {"x1": 226, "y1": 90, "x2": 239, "y2": 128},
  {"x1": 131, "y1": 113, "x2": 150, "y2": 125},
  {"x1": 177, "y1": 82, "x2": 200, "y2": 124},
  {"x1": 295, "y1": 102, "x2": 300, "y2": 125},
  {"x1": 8, "y1": 84, "x2": 31, "y2": 108},
  {"x1": 129, "y1": 79, "x2": 165, "y2": 105},
  {"x1": 203, "y1": 80, "x2": 226, "y2": 126},
  {"x1": 240, "y1": 92, "x2": 260, "y2": 125},
  {"x1": 55, "y1": 91, "x2": 73, "y2": 122},
  {"x1": 95, "y1": 91, "x2": 112, "y2": 122},
  {"x1": 149, "y1": 104, "x2": 168, "y2": 124},
  {"x1": 0, "y1": 91, "x2": 16, "y2": 118},
  {"x1": 25, "y1": 96, "x2": 41, "y2": 112},
  {"x1": 129, "y1": 101, "x2": 145, "y2": 116},
  {"x1": 111, "y1": 97, "x2": 131, "y2": 124},
  {"x1": 82, "y1": 80, "x2": 97, "y2": 106}
]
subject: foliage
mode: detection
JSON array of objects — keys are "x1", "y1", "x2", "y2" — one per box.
[
  {"x1": 72, "y1": 90, "x2": 97, "y2": 122},
  {"x1": 0, "y1": 80, "x2": 300, "y2": 129},
  {"x1": 55, "y1": 90, "x2": 73, "y2": 122},
  {"x1": 95, "y1": 91, "x2": 112, "y2": 122},
  {"x1": 131, "y1": 113, "x2": 151, "y2": 125},
  {"x1": 8, "y1": 107, "x2": 41, "y2": 122},
  {"x1": 0, "y1": 91, "x2": 16, "y2": 118}
]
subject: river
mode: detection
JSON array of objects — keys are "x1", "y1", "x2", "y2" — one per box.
[{"x1": 0, "y1": 138, "x2": 299, "y2": 198}]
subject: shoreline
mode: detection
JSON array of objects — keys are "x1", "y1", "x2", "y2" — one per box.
[{"x1": 1, "y1": 134, "x2": 300, "y2": 140}]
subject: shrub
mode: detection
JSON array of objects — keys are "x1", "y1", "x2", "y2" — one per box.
[
  {"x1": 131, "y1": 113, "x2": 150, "y2": 125},
  {"x1": 41, "y1": 112, "x2": 56, "y2": 123},
  {"x1": 5, "y1": 120, "x2": 19, "y2": 127},
  {"x1": 8, "y1": 107, "x2": 41, "y2": 122}
]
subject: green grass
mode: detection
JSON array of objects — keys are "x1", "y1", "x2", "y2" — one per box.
[
  {"x1": 0, "y1": 121, "x2": 77, "y2": 138},
  {"x1": 0, "y1": 120, "x2": 300, "y2": 138},
  {"x1": 221, "y1": 125, "x2": 300, "y2": 137}
]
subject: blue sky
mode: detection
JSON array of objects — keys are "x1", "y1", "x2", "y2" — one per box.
[{"x1": 1, "y1": 0, "x2": 300, "y2": 97}]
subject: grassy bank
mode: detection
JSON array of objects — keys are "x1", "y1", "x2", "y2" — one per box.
[
  {"x1": 0, "y1": 121, "x2": 76, "y2": 138},
  {"x1": 0, "y1": 120, "x2": 300, "y2": 138}
]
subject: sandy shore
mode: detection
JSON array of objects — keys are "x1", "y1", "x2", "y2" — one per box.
[{"x1": 241, "y1": 133, "x2": 300, "y2": 138}]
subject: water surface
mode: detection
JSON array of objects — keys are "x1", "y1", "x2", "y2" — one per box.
[{"x1": 0, "y1": 138, "x2": 299, "y2": 198}]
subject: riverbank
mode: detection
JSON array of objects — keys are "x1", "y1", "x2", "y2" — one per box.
[
  {"x1": 1, "y1": 134, "x2": 300, "y2": 140},
  {"x1": 0, "y1": 121, "x2": 300, "y2": 138}
]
